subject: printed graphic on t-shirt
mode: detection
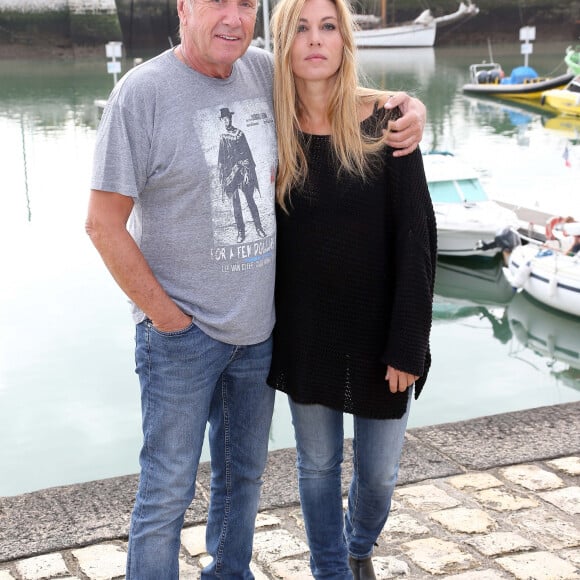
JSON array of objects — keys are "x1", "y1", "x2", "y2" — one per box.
[{"x1": 195, "y1": 98, "x2": 276, "y2": 274}]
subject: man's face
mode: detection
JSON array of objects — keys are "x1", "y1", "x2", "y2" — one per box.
[{"x1": 179, "y1": 0, "x2": 258, "y2": 78}]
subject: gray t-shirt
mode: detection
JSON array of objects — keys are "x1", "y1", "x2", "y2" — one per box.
[{"x1": 91, "y1": 47, "x2": 277, "y2": 345}]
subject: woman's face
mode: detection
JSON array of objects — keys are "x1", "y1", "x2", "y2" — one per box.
[{"x1": 290, "y1": 0, "x2": 344, "y2": 84}]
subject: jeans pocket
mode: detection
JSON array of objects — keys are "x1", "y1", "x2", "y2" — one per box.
[{"x1": 146, "y1": 318, "x2": 198, "y2": 338}]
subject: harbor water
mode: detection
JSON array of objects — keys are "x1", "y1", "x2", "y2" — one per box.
[{"x1": 1, "y1": 42, "x2": 579, "y2": 497}]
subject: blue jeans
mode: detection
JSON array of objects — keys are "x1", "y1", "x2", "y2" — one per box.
[
  {"x1": 289, "y1": 392, "x2": 412, "y2": 579},
  {"x1": 126, "y1": 320, "x2": 275, "y2": 579}
]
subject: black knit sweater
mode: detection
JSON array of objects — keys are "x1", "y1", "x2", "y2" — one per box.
[{"x1": 267, "y1": 108, "x2": 437, "y2": 419}]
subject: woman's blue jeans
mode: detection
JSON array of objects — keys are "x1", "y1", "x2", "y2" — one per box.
[
  {"x1": 126, "y1": 320, "x2": 275, "y2": 579},
  {"x1": 289, "y1": 392, "x2": 412, "y2": 579}
]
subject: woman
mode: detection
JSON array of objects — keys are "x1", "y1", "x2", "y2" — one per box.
[{"x1": 266, "y1": 0, "x2": 437, "y2": 577}]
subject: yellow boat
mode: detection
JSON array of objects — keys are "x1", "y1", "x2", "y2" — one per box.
[{"x1": 541, "y1": 76, "x2": 580, "y2": 117}]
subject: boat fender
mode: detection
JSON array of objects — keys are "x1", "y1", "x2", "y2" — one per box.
[
  {"x1": 545, "y1": 216, "x2": 566, "y2": 240},
  {"x1": 548, "y1": 275, "x2": 558, "y2": 297},
  {"x1": 511, "y1": 260, "x2": 532, "y2": 289}
]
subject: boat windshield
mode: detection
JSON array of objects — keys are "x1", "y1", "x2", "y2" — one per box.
[
  {"x1": 458, "y1": 178, "x2": 488, "y2": 202},
  {"x1": 429, "y1": 178, "x2": 488, "y2": 203}
]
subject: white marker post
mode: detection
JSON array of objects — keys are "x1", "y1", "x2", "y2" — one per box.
[
  {"x1": 105, "y1": 41, "x2": 123, "y2": 86},
  {"x1": 519, "y1": 26, "x2": 535, "y2": 68}
]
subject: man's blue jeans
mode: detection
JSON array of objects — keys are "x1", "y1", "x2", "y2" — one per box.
[
  {"x1": 126, "y1": 320, "x2": 275, "y2": 579},
  {"x1": 289, "y1": 392, "x2": 412, "y2": 579}
]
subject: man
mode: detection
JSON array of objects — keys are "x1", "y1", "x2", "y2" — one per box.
[
  {"x1": 218, "y1": 106, "x2": 266, "y2": 243},
  {"x1": 85, "y1": 0, "x2": 426, "y2": 576}
]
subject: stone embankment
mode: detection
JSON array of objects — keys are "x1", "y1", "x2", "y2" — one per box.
[
  {"x1": 0, "y1": 0, "x2": 121, "y2": 55},
  {"x1": 0, "y1": 402, "x2": 579, "y2": 578}
]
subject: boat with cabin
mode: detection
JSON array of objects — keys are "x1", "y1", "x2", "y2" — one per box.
[{"x1": 423, "y1": 152, "x2": 521, "y2": 257}]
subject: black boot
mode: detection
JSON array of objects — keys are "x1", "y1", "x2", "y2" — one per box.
[{"x1": 348, "y1": 555, "x2": 376, "y2": 580}]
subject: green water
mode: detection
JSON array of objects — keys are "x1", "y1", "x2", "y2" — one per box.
[{"x1": 1, "y1": 44, "x2": 579, "y2": 497}]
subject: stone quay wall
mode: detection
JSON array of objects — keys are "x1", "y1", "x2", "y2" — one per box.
[{"x1": 0, "y1": 0, "x2": 122, "y2": 50}]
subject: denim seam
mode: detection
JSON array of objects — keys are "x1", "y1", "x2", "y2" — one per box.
[
  {"x1": 214, "y1": 371, "x2": 232, "y2": 573},
  {"x1": 349, "y1": 419, "x2": 374, "y2": 560},
  {"x1": 128, "y1": 321, "x2": 154, "y2": 578},
  {"x1": 141, "y1": 322, "x2": 153, "y2": 521},
  {"x1": 349, "y1": 419, "x2": 360, "y2": 556}
]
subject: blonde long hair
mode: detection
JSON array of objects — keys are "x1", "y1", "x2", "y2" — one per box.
[{"x1": 271, "y1": 0, "x2": 387, "y2": 208}]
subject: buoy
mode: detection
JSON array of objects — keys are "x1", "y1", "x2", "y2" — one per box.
[{"x1": 545, "y1": 216, "x2": 566, "y2": 240}]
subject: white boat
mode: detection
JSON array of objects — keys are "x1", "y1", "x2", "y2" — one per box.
[
  {"x1": 423, "y1": 152, "x2": 521, "y2": 257},
  {"x1": 353, "y1": 1, "x2": 478, "y2": 48},
  {"x1": 503, "y1": 233, "x2": 580, "y2": 317},
  {"x1": 354, "y1": 9, "x2": 436, "y2": 48}
]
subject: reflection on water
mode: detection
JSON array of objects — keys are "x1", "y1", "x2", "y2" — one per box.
[
  {"x1": 1, "y1": 47, "x2": 580, "y2": 496},
  {"x1": 435, "y1": 254, "x2": 514, "y2": 306},
  {"x1": 508, "y1": 291, "x2": 580, "y2": 377},
  {"x1": 542, "y1": 115, "x2": 580, "y2": 144},
  {"x1": 433, "y1": 255, "x2": 514, "y2": 345},
  {"x1": 357, "y1": 47, "x2": 436, "y2": 87}
]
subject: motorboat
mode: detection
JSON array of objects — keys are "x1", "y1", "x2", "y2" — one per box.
[
  {"x1": 565, "y1": 45, "x2": 580, "y2": 76},
  {"x1": 462, "y1": 62, "x2": 574, "y2": 101},
  {"x1": 503, "y1": 225, "x2": 580, "y2": 317},
  {"x1": 423, "y1": 152, "x2": 521, "y2": 257},
  {"x1": 540, "y1": 75, "x2": 580, "y2": 118}
]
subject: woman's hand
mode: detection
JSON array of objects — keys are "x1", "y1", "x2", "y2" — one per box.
[
  {"x1": 386, "y1": 365, "x2": 419, "y2": 394},
  {"x1": 383, "y1": 93, "x2": 426, "y2": 157}
]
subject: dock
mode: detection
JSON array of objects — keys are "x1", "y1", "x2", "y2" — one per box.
[{"x1": 0, "y1": 402, "x2": 579, "y2": 578}]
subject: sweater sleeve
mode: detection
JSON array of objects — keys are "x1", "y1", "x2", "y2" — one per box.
[{"x1": 381, "y1": 147, "x2": 437, "y2": 397}]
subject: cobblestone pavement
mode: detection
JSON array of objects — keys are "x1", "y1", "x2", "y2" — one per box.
[{"x1": 1, "y1": 455, "x2": 579, "y2": 580}]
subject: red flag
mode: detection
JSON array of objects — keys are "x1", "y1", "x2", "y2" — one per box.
[{"x1": 563, "y1": 145, "x2": 571, "y2": 167}]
